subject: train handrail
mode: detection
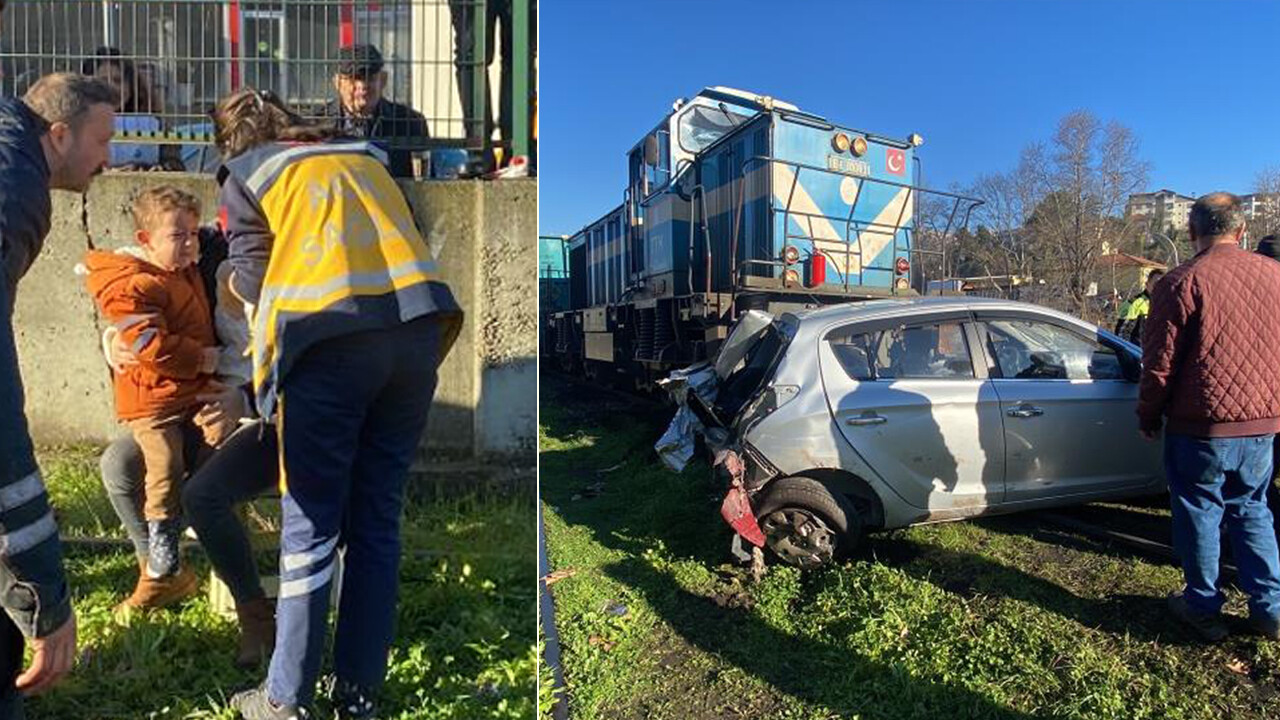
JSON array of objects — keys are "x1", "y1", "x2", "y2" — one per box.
[{"x1": 731, "y1": 154, "x2": 983, "y2": 295}]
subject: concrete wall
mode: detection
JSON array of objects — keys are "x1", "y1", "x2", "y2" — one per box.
[{"x1": 14, "y1": 172, "x2": 536, "y2": 461}]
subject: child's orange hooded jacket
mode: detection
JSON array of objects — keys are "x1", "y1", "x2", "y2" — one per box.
[{"x1": 84, "y1": 250, "x2": 215, "y2": 420}]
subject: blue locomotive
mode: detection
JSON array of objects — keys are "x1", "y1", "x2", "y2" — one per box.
[{"x1": 545, "y1": 86, "x2": 981, "y2": 387}]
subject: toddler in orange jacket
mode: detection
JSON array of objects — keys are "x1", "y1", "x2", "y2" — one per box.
[{"x1": 85, "y1": 186, "x2": 222, "y2": 579}]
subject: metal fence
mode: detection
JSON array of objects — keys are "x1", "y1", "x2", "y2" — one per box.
[{"x1": 1, "y1": 0, "x2": 534, "y2": 172}]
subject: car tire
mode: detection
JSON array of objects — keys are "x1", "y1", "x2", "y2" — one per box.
[{"x1": 754, "y1": 477, "x2": 860, "y2": 569}]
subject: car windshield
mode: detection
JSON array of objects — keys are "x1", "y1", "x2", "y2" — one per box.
[{"x1": 678, "y1": 104, "x2": 751, "y2": 154}]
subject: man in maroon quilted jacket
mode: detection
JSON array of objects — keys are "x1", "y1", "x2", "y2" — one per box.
[{"x1": 1139, "y1": 192, "x2": 1280, "y2": 642}]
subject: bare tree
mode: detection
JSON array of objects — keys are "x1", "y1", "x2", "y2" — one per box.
[
  {"x1": 1252, "y1": 166, "x2": 1280, "y2": 240},
  {"x1": 1022, "y1": 111, "x2": 1149, "y2": 313},
  {"x1": 963, "y1": 146, "x2": 1046, "y2": 281}
]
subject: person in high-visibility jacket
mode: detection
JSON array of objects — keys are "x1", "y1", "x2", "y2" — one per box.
[
  {"x1": 212, "y1": 88, "x2": 462, "y2": 720},
  {"x1": 1115, "y1": 269, "x2": 1165, "y2": 345}
]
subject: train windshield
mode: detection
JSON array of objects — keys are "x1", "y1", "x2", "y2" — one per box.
[{"x1": 678, "y1": 104, "x2": 751, "y2": 154}]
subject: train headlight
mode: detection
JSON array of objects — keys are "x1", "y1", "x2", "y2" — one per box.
[
  {"x1": 831, "y1": 133, "x2": 851, "y2": 153},
  {"x1": 895, "y1": 257, "x2": 910, "y2": 275},
  {"x1": 851, "y1": 136, "x2": 868, "y2": 157},
  {"x1": 783, "y1": 246, "x2": 801, "y2": 265},
  {"x1": 784, "y1": 268, "x2": 801, "y2": 286},
  {"x1": 895, "y1": 277, "x2": 910, "y2": 290},
  {"x1": 907, "y1": 133, "x2": 925, "y2": 147}
]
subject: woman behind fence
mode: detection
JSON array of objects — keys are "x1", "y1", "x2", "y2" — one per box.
[
  {"x1": 211, "y1": 87, "x2": 462, "y2": 720},
  {"x1": 81, "y1": 47, "x2": 177, "y2": 170}
]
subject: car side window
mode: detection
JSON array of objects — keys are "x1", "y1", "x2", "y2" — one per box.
[
  {"x1": 984, "y1": 319, "x2": 1125, "y2": 380},
  {"x1": 827, "y1": 321, "x2": 974, "y2": 380}
]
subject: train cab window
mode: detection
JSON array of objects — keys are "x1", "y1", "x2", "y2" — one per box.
[
  {"x1": 678, "y1": 104, "x2": 750, "y2": 154},
  {"x1": 643, "y1": 131, "x2": 671, "y2": 194}
]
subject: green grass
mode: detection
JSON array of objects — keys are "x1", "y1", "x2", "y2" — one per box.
[
  {"x1": 24, "y1": 445, "x2": 536, "y2": 720},
  {"x1": 540, "y1": 376, "x2": 1280, "y2": 720}
]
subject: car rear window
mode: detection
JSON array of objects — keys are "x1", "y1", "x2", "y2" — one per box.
[
  {"x1": 827, "y1": 321, "x2": 974, "y2": 380},
  {"x1": 716, "y1": 323, "x2": 789, "y2": 418}
]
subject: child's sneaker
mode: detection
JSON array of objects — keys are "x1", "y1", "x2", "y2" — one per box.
[
  {"x1": 146, "y1": 518, "x2": 181, "y2": 578},
  {"x1": 324, "y1": 676, "x2": 377, "y2": 720}
]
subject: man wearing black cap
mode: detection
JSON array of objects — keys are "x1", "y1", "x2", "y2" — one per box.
[{"x1": 319, "y1": 44, "x2": 428, "y2": 179}]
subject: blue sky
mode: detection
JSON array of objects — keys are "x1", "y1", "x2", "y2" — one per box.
[{"x1": 539, "y1": 0, "x2": 1280, "y2": 235}]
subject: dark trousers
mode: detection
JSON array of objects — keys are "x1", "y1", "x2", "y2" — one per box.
[
  {"x1": 266, "y1": 318, "x2": 440, "y2": 707},
  {"x1": 182, "y1": 421, "x2": 278, "y2": 604},
  {"x1": 0, "y1": 611, "x2": 23, "y2": 720},
  {"x1": 451, "y1": 0, "x2": 512, "y2": 150}
]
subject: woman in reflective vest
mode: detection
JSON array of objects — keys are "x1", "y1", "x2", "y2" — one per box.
[{"x1": 213, "y1": 88, "x2": 461, "y2": 719}]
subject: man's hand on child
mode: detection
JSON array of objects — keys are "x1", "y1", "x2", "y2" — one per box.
[{"x1": 102, "y1": 327, "x2": 140, "y2": 372}]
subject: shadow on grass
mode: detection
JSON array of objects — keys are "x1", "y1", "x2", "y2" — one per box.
[
  {"x1": 602, "y1": 556, "x2": 1036, "y2": 720},
  {"x1": 859, "y1": 528, "x2": 1204, "y2": 647},
  {"x1": 542, "y1": 377, "x2": 1046, "y2": 718},
  {"x1": 29, "y1": 548, "x2": 535, "y2": 719},
  {"x1": 25, "y1": 485, "x2": 537, "y2": 720}
]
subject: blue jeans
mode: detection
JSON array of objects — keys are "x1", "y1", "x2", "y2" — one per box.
[
  {"x1": 1165, "y1": 433, "x2": 1280, "y2": 620},
  {"x1": 267, "y1": 317, "x2": 440, "y2": 707}
]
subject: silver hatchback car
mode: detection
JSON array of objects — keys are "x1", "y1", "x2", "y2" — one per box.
[{"x1": 704, "y1": 296, "x2": 1166, "y2": 568}]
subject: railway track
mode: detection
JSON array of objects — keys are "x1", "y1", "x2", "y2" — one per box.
[{"x1": 1037, "y1": 508, "x2": 1244, "y2": 579}]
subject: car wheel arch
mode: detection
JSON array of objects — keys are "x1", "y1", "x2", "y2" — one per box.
[{"x1": 780, "y1": 469, "x2": 885, "y2": 531}]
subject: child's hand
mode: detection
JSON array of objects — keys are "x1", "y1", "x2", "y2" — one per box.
[{"x1": 195, "y1": 380, "x2": 249, "y2": 447}]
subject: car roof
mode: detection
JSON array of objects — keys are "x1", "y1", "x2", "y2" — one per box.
[{"x1": 786, "y1": 296, "x2": 1091, "y2": 327}]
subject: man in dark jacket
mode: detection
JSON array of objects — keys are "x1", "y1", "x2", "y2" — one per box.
[
  {"x1": 1139, "y1": 192, "x2": 1280, "y2": 643},
  {"x1": 317, "y1": 44, "x2": 428, "y2": 179},
  {"x1": 0, "y1": 72, "x2": 116, "y2": 719}
]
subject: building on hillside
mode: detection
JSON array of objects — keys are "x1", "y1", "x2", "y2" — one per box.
[
  {"x1": 1238, "y1": 193, "x2": 1280, "y2": 221},
  {"x1": 1126, "y1": 189, "x2": 1196, "y2": 231}
]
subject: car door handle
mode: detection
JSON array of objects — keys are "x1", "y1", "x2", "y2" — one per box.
[
  {"x1": 1006, "y1": 405, "x2": 1044, "y2": 418},
  {"x1": 846, "y1": 413, "x2": 887, "y2": 426}
]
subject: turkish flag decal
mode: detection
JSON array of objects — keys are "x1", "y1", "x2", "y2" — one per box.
[{"x1": 886, "y1": 147, "x2": 906, "y2": 176}]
